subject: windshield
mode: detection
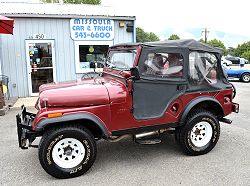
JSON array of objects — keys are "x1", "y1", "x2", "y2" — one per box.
[{"x1": 107, "y1": 49, "x2": 137, "y2": 70}]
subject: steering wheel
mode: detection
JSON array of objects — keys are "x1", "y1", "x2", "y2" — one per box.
[{"x1": 81, "y1": 72, "x2": 101, "y2": 79}]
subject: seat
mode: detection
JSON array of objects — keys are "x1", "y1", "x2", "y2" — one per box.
[{"x1": 0, "y1": 75, "x2": 10, "y2": 100}]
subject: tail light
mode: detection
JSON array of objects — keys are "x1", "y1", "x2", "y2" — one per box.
[{"x1": 232, "y1": 103, "x2": 239, "y2": 113}]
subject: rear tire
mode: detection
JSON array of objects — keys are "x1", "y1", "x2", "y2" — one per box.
[
  {"x1": 241, "y1": 73, "x2": 250, "y2": 83},
  {"x1": 38, "y1": 125, "x2": 96, "y2": 179},
  {"x1": 175, "y1": 110, "x2": 220, "y2": 156},
  {"x1": 230, "y1": 82, "x2": 236, "y2": 99}
]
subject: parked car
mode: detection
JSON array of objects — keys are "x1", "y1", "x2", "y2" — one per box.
[
  {"x1": 16, "y1": 39, "x2": 239, "y2": 179},
  {"x1": 223, "y1": 64, "x2": 250, "y2": 82},
  {"x1": 221, "y1": 56, "x2": 232, "y2": 66},
  {"x1": 225, "y1": 56, "x2": 240, "y2": 64}
]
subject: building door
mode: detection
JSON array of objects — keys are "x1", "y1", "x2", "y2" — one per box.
[{"x1": 25, "y1": 40, "x2": 56, "y2": 96}]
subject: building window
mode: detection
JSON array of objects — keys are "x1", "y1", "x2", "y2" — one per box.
[
  {"x1": 74, "y1": 41, "x2": 113, "y2": 73},
  {"x1": 79, "y1": 45, "x2": 108, "y2": 69}
]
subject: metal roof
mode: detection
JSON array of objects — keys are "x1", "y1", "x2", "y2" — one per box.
[{"x1": 0, "y1": 2, "x2": 136, "y2": 20}]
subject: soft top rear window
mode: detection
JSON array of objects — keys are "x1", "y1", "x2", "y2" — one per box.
[{"x1": 189, "y1": 52, "x2": 218, "y2": 84}]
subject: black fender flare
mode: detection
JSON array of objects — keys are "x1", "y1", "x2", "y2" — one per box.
[
  {"x1": 35, "y1": 113, "x2": 110, "y2": 138},
  {"x1": 180, "y1": 96, "x2": 224, "y2": 124}
]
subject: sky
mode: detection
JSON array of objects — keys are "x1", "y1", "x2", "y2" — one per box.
[{"x1": 102, "y1": 0, "x2": 250, "y2": 47}]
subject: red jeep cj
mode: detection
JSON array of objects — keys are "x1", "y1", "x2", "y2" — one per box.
[{"x1": 16, "y1": 39, "x2": 239, "y2": 179}]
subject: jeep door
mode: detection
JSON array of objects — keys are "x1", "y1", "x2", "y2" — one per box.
[{"x1": 133, "y1": 47, "x2": 188, "y2": 120}]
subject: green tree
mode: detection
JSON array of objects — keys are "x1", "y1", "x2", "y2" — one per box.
[
  {"x1": 168, "y1": 34, "x2": 180, "y2": 40},
  {"x1": 198, "y1": 38, "x2": 205, "y2": 43},
  {"x1": 207, "y1": 39, "x2": 228, "y2": 55},
  {"x1": 241, "y1": 50, "x2": 250, "y2": 63},
  {"x1": 227, "y1": 47, "x2": 235, "y2": 56},
  {"x1": 234, "y1": 41, "x2": 250, "y2": 57},
  {"x1": 136, "y1": 27, "x2": 160, "y2": 42},
  {"x1": 136, "y1": 27, "x2": 147, "y2": 42},
  {"x1": 42, "y1": 0, "x2": 57, "y2": 2},
  {"x1": 148, "y1": 32, "x2": 160, "y2": 42},
  {"x1": 42, "y1": 0, "x2": 101, "y2": 4}
]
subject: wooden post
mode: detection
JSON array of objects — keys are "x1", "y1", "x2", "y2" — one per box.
[{"x1": 0, "y1": 81, "x2": 5, "y2": 109}]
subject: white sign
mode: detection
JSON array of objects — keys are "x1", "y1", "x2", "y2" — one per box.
[
  {"x1": 33, "y1": 34, "x2": 46, "y2": 39},
  {"x1": 70, "y1": 19, "x2": 114, "y2": 41}
]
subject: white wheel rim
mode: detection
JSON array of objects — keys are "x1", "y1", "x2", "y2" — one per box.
[
  {"x1": 243, "y1": 75, "x2": 250, "y2": 82},
  {"x1": 190, "y1": 122, "x2": 213, "y2": 147},
  {"x1": 52, "y1": 138, "x2": 85, "y2": 169}
]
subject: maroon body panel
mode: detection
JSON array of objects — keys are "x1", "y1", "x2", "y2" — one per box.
[
  {"x1": 32, "y1": 104, "x2": 112, "y2": 134},
  {"x1": 107, "y1": 83, "x2": 233, "y2": 132},
  {"x1": 39, "y1": 79, "x2": 110, "y2": 107}
]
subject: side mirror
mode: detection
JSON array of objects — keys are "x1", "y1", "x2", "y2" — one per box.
[
  {"x1": 130, "y1": 67, "x2": 140, "y2": 80},
  {"x1": 90, "y1": 62, "x2": 95, "y2": 68}
]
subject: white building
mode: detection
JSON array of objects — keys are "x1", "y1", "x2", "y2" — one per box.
[{"x1": 0, "y1": 2, "x2": 136, "y2": 97}]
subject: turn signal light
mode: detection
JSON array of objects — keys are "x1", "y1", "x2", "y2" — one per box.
[{"x1": 48, "y1": 113, "x2": 63, "y2": 118}]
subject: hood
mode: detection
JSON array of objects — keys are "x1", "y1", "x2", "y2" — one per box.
[{"x1": 39, "y1": 78, "x2": 110, "y2": 107}]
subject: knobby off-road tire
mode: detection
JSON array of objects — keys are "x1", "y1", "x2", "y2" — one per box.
[
  {"x1": 175, "y1": 110, "x2": 220, "y2": 156},
  {"x1": 230, "y1": 83, "x2": 236, "y2": 99},
  {"x1": 38, "y1": 125, "x2": 97, "y2": 179}
]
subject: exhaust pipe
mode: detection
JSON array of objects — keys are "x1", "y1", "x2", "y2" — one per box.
[
  {"x1": 135, "y1": 131, "x2": 159, "y2": 139},
  {"x1": 107, "y1": 129, "x2": 172, "y2": 143},
  {"x1": 219, "y1": 117, "x2": 232, "y2": 124},
  {"x1": 108, "y1": 134, "x2": 133, "y2": 142},
  {"x1": 135, "y1": 128, "x2": 173, "y2": 139},
  {"x1": 135, "y1": 131, "x2": 162, "y2": 145}
]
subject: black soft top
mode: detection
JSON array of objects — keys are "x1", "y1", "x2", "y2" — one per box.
[{"x1": 111, "y1": 39, "x2": 223, "y2": 54}]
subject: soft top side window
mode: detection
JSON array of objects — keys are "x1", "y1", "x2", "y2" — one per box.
[
  {"x1": 189, "y1": 52, "x2": 218, "y2": 84},
  {"x1": 141, "y1": 52, "x2": 184, "y2": 79}
]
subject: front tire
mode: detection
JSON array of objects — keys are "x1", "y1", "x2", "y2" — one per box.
[
  {"x1": 175, "y1": 110, "x2": 220, "y2": 156},
  {"x1": 241, "y1": 73, "x2": 250, "y2": 83},
  {"x1": 38, "y1": 125, "x2": 96, "y2": 179}
]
